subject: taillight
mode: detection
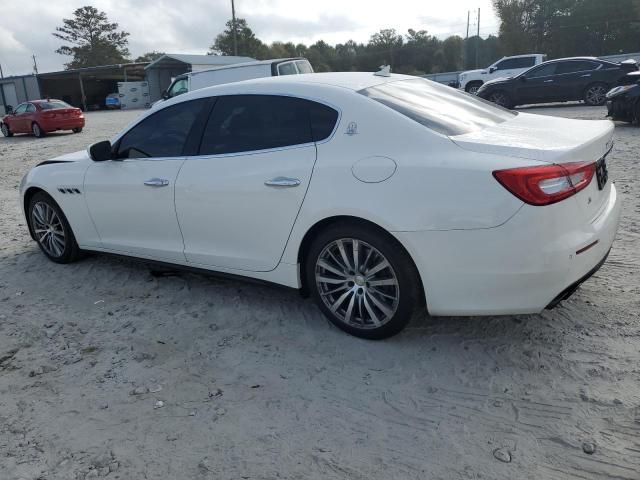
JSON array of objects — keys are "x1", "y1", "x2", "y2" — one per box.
[
  {"x1": 43, "y1": 112, "x2": 57, "y2": 119},
  {"x1": 493, "y1": 162, "x2": 595, "y2": 206}
]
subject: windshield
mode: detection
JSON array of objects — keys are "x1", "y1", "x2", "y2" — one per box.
[
  {"x1": 39, "y1": 101, "x2": 71, "y2": 110},
  {"x1": 360, "y1": 78, "x2": 516, "y2": 136}
]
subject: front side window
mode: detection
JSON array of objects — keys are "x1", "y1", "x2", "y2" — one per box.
[
  {"x1": 13, "y1": 104, "x2": 27, "y2": 114},
  {"x1": 116, "y1": 99, "x2": 206, "y2": 159},
  {"x1": 277, "y1": 62, "x2": 298, "y2": 75},
  {"x1": 199, "y1": 95, "x2": 337, "y2": 155},
  {"x1": 168, "y1": 78, "x2": 189, "y2": 98},
  {"x1": 524, "y1": 63, "x2": 557, "y2": 78},
  {"x1": 360, "y1": 78, "x2": 516, "y2": 137}
]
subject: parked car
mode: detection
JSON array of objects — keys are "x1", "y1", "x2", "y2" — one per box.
[
  {"x1": 19, "y1": 73, "x2": 620, "y2": 339},
  {"x1": 606, "y1": 71, "x2": 640, "y2": 123},
  {"x1": 458, "y1": 54, "x2": 546, "y2": 94},
  {"x1": 105, "y1": 93, "x2": 121, "y2": 109},
  {"x1": 1, "y1": 100, "x2": 84, "y2": 138},
  {"x1": 477, "y1": 57, "x2": 638, "y2": 108},
  {"x1": 155, "y1": 57, "x2": 314, "y2": 106}
]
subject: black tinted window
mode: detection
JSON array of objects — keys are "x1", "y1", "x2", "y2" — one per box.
[
  {"x1": 200, "y1": 95, "x2": 336, "y2": 155},
  {"x1": 39, "y1": 101, "x2": 71, "y2": 110},
  {"x1": 525, "y1": 63, "x2": 557, "y2": 78},
  {"x1": 555, "y1": 61, "x2": 599, "y2": 74},
  {"x1": 496, "y1": 57, "x2": 536, "y2": 70},
  {"x1": 117, "y1": 99, "x2": 206, "y2": 159}
]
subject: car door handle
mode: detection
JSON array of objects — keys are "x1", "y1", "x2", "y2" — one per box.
[
  {"x1": 544, "y1": 79, "x2": 554, "y2": 83},
  {"x1": 144, "y1": 178, "x2": 169, "y2": 187},
  {"x1": 580, "y1": 74, "x2": 591, "y2": 78},
  {"x1": 264, "y1": 177, "x2": 301, "y2": 188}
]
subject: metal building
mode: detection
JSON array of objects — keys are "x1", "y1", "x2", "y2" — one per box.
[{"x1": 0, "y1": 75, "x2": 41, "y2": 115}]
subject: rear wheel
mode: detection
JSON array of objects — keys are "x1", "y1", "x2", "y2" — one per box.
[
  {"x1": 28, "y1": 192, "x2": 80, "y2": 264},
  {"x1": 32, "y1": 122, "x2": 45, "y2": 138},
  {"x1": 487, "y1": 91, "x2": 513, "y2": 108},
  {"x1": 465, "y1": 81, "x2": 483, "y2": 95},
  {"x1": 305, "y1": 222, "x2": 422, "y2": 339},
  {"x1": 72, "y1": 127, "x2": 83, "y2": 133},
  {"x1": 584, "y1": 83, "x2": 608, "y2": 106},
  {"x1": 1, "y1": 123, "x2": 12, "y2": 137}
]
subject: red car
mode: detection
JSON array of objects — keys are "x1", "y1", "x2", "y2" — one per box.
[{"x1": 1, "y1": 99, "x2": 85, "y2": 138}]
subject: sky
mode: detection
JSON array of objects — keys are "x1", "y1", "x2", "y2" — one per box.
[{"x1": 0, "y1": 0, "x2": 498, "y2": 76}]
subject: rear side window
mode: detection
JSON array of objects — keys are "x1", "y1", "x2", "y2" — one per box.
[
  {"x1": 555, "y1": 61, "x2": 599, "y2": 74},
  {"x1": 199, "y1": 95, "x2": 337, "y2": 155},
  {"x1": 360, "y1": 78, "x2": 516, "y2": 136},
  {"x1": 26, "y1": 104, "x2": 36, "y2": 113},
  {"x1": 117, "y1": 99, "x2": 206, "y2": 159},
  {"x1": 496, "y1": 57, "x2": 536, "y2": 70}
]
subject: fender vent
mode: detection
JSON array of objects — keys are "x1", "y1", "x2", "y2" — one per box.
[{"x1": 58, "y1": 187, "x2": 82, "y2": 195}]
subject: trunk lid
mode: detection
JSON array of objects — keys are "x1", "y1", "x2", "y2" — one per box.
[{"x1": 452, "y1": 112, "x2": 614, "y2": 223}]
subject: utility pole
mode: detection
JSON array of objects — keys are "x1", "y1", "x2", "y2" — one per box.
[
  {"x1": 464, "y1": 10, "x2": 470, "y2": 69},
  {"x1": 475, "y1": 8, "x2": 480, "y2": 69},
  {"x1": 32, "y1": 55, "x2": 38, "y2": 75},
  {"x1": 0, "y1": 62, "x2": 4, "y2": 79},
  {"x1": 231, "y1": 0, "x2": 238, "y2": 56}
]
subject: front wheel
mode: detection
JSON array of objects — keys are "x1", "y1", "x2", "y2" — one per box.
[
  {"x1": 72, "y1": 127, "x2": 83, "y2": 133},
  {"x1": 465, "y1": 81, "x2": 483, "y2": 95},
  {"x1": 1, "y1": 123, "x2": 12, "y2": 137},
  {"x1": 584, "y1": 83, "x2": 608, "y2": 106},
  {"x1": 28, "y1": 192, "x2": 80, "y2": 263},
  {"x1": 306, "y1": 222, "x2": 422, "y2": 339},
  {"x1": 487, "y1": 91, "x2": 513, "y2": 108},
  {"x1": 32, "y1": 122, "x2": 45, "y2": 138}
]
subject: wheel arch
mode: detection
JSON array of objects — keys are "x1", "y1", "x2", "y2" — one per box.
[
  {"x1": 296, "y1": 215, "x2": 426, "y2": 307},
  {"x1": 23, "y1": 186, "x2": 57, "y2": 241}
]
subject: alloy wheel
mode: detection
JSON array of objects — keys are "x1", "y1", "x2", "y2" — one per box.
[
  {"x1": 31, "y1": 201, "x2": 66, "y2": 257},
  {"x1": 586, "y1": 85, "x2": 606, "y2": 106},
  {"x1": 315, "y1": 238, "x2": 400, "y2": 329},
  {"x1": 467, "y1": 85, "x2": 480, "y2": 95},
  {"x1": 489, "y1": 92, "x2": 508, "y2": 107},
  {"x1": 1, "y1": 124, "x2": 10, "y2": 137},
  {"x1": 32, "y1": 123, "x2": 42, "y2": 137}
]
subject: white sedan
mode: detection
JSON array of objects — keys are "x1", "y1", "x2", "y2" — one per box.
[{"x1": 19, "y1": 72, "x2": 621, "y2": 339}]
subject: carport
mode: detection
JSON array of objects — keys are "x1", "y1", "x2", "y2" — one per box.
[
  {"x1": 145, "y1": 54, "x2": 254, "y2": 102},
  {"x1": 37, "y1": 63, "x2": 148, "y2": 111}
]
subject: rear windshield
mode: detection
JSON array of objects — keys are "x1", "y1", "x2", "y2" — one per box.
[
  {"x1": 39, "y1": 101, "x2": 71, "y2": 110},
  {"x1": 359, "y1": 78, "x2": 516, "y2": 136}
]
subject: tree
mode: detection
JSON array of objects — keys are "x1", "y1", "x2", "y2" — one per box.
[
  {"x1": 53, "y1": 6, "x2": 130, "y2": 69},
  {"x1": 209, "y1": 18, "x2": 268, "y2": 59},
  {"x1": 368, "y1": 28, "x2": 404, "y2": 67},
  {"x1": 135, "y1": 51, "x2": 165, "y2": 63}
]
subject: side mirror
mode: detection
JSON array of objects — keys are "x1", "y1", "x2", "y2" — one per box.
[
  {"x1": 161, "y1": 90, "x2": 169, "y2": 100},
  {"x1": 89, "y1": 140, "x2": 113, "y2": 162},
  {"x1": 6, "y1": 105, "x2": 13, "y2": 114},
  {"x1": 489, "y1": 67, "x2": 497, "y2": 73}
]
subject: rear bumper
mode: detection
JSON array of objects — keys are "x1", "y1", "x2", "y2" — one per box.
[{"x1": 394, "y1": 183, "x2": 621, "y2": 316}]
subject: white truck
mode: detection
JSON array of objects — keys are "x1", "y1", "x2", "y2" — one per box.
[
  {"x1": 156, "y1": 57, "x2": 314, "y2": 106},
  {"x1": 458, "y1": 54, "x2": 547, "y2": 94}
]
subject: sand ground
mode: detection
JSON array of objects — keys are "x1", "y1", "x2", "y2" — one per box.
[{"x1": 0, "y1": 104, "x2": 638, "y2": 480}]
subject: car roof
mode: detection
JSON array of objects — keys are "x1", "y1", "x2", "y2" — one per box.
[
  {"x1": 543, "y1": 57, "x2": 601, "y2": 63},
  {"x1": 184, "y1": 57, "x2": 308, "y2": 78}
]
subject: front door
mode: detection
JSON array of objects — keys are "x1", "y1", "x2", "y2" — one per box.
[
  {"x1": 175, "y1": 94, "x2": 336, "y2": 272},
  {"x1": 84, "y1": 98, "x2": 209, "y2": 261},
  {"x1": 10, "y1": 103, "x2": 28, "y2": 132},
  {"x1": 514, "y1": 63, "x2": 559, "y2": 104}
]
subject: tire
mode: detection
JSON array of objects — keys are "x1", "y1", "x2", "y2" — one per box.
[
  {"x1": 1, "y1": 123, "x2": 12, "y2": 137},
  {"x1": 305, "y1": 222, "x2": 422, "y2": 340},
  {"x1": 584, "y1": 83, "x2": 608, "y2": 106},
  {"x1": 28, "y1": 191, "x2": 81, "y2": 264},
  {"x1": 72, "y1": 127, "x2": 83, "y2": 133},
  {"x1": 487, "y1": 91, "x2": 513, "y2": 109},
  {"x1": 32, "y1": 122, "x2": 45, "y2": 138},
  {"x1": 465, "y1": 81, "x2": 483, "y2": 95}
]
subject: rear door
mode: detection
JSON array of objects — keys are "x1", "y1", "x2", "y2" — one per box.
[
  {"x1": 175, "y1": 94, "x2": 338, "y2": 271},
  {"x1": 514, "y1": 63, "x2": 559, "y2": 104},
  {"x1": 553, "y1": 60, "x2": 601, "y2": 100}
]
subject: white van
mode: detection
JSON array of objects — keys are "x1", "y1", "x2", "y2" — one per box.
[{"x1": 157, "y1": 58, "x2": 314, "y2": 104}]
